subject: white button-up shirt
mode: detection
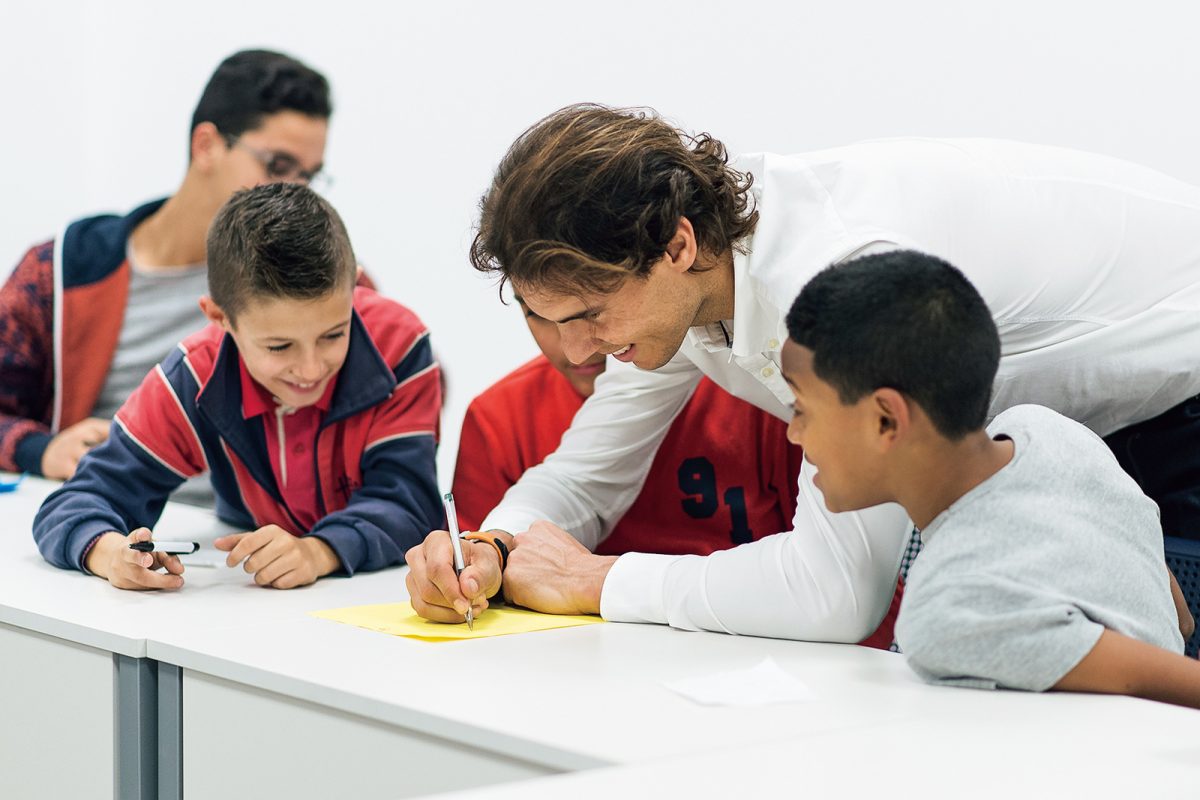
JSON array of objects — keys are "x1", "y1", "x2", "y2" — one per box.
[{"x1": 483, "y1": 138, "x2": 1200, "y2": 641}]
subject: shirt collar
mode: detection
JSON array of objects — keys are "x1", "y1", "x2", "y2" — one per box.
[
  {"x1": 685, "y1": 240, "x2": 786, "y2": 360},
  {"x1": 729, "y1": 245, "x2": 783, "y2": 358},
  {"x1": 238, "y1": 357, "x2": 336, "y2": 419},
  {"x1": 721, "y1": 152, "x2": 866, "y2": 359}
]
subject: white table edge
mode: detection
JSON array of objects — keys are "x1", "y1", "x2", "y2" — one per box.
[
  {"x1": 146, "y1": 638, "x2": 612, "y2": 773},
  {"x1": 0, "y1": 606, "x2": 147, "y2": 658}
]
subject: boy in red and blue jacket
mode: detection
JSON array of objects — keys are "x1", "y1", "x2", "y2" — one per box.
[
  {"x1": 34, "y1": 183, "x2": 441, "y2": 590},
  {"x1": 0, "y1": 49, "x2": 372, "y2": 482}
]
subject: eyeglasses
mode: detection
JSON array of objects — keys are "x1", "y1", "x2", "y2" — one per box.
[{"x1": 225, "y1": 136, "x2": 331, "y2": 190}]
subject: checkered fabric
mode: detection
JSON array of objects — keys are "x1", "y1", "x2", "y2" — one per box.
[{"x1": 889, "y1": 525, "x2": 923, "y2": 652}]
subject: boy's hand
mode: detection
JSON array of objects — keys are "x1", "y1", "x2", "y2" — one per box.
[
  {"x1": 85, "y1": 527, "x2": 185, "y2": 591},
  {"x1": 214, "y1": 525, "x2": 339, "y2": 589},
  {"x1": 406, "y1": 529, "x2": 503, "y2": 623},
  {"x1": 41, "y1": 416, "x2": 110, "y2": 480}
]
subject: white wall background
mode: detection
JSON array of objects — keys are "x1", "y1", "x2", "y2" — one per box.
[{"x1": 3, "y1": 0, "x2": 1198, "y2": 482}]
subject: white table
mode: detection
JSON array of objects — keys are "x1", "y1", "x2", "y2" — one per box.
[
  {"x1": 0, "y1": 476, "x2": 433, "y2": 798},
  {"x1": 2, "y1": 477, "x2": 916, "y2": 797},
  {"x1": 148, "y1": 609, "x2": 922, "y2": 797},
  {"x1": 430, "y1": 695, "x2": 1200, "y2": 799},
  {"x1": 3, "y1": 475, "x2": 1199, "y2": 800},
  {"x1": 0, "y1": 476, "x2": 234, "y2": 800}
]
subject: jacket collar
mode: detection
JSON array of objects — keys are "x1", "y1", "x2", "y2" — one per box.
[
  {"x1": 325, "y1": 308, "x2": 398, "y2": 426},
  {"x1": 60, "y1": 198, "x2": 168, "y2": 286},
  {"x1": 195, "y1": 307, "x2": 396, "y2": 492},
  {"x1": 195, "y1": 334, "x2": 280, "y2": 500},
  {"x1": 239, "y1": 358, "x2": 335, "y2": 419}
]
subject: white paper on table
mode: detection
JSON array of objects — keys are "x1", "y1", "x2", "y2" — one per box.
[
  {"x1": 178, "y1": 548, "x2": 226, "y2": 568},
  {"x1": 663, "y1": 657, "x2": 817, "y2": 707}
]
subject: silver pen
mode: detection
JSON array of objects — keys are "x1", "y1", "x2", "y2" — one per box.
[{"x1": 442, "y1": 492, "x2": 473, "y2": 630}]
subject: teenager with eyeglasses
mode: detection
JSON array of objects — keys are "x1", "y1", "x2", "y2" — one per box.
[{"x1": 0, "y1": 49, "x2": 371, "y2": 490}]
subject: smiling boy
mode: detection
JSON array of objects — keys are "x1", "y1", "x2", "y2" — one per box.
[
  {"x1": 782, "y1": 250, "x2": 1199, "y2": 707},
  {"x1": 33, "y1": 183, "x2": 441, "y2": 590},
  {"x1": 0, "y1": 49, "x2": 373, "y2": 484}
]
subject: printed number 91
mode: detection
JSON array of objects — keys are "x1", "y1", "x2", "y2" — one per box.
[{"x1": 678, "y1": 457, "x2": 753, "y2": 544}]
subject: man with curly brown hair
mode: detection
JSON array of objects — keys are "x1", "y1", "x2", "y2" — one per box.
[{"x1": 406, "y1": 104, "x2": 1200, "y2": 643}]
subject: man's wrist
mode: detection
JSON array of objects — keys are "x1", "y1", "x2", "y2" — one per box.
[
  {"x1": 484, "y1": 529, "x2": 514, "y2": 546},
  {"x1": 580, "y1": 554, "x2": 619, "y2": 615},
  {"x1": 464, "y1": 531, "x2": 510, "y2": 570}
]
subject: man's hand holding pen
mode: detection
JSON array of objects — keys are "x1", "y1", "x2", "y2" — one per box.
[{"x1": 405, "y1": 528, "x2": 505, "y2": 624}]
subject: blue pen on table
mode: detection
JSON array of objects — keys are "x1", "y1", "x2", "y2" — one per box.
[
  {"x1": 0, "y1": 473, "x2": 26, "y2": 494},
  {"x1": 442, "y1": 492, "x2": 473, "y2": 630},
  {"x1": 128, "y1": 540, "x2": 199, "y2": 555}
]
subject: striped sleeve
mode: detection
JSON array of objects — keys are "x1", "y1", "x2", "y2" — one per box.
[
  {"x1": 0, "y1": 242, "x2": 55, "y2": 473},
  {"x1": 32, "y1": 350, "x2": 203, "y2": 572},
  {"x1": 308, "y1": 329, "x2": 443, "y2": 574},
  {"x1": 114, "y1": 348, "x2": 209, "y2": 478},
  {"x1": 367, "y1": 331, "x2": 440, "y2": 449}
]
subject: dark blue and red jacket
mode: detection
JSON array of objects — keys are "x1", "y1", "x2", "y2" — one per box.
[
  {"x1": 0, "y1": 198, "x2": 376, "y2": 474},
  {"x1": 33, "y1": 286, "x2": 442, "y2": 575}
]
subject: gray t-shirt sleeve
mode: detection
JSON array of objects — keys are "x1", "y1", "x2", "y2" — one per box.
[
  {"x1": 895, "y1": 405, "x2": 1181, "y2": 692},
  {"x1": 899, "y1": 572, "x2": 1105, "y2": 692}
]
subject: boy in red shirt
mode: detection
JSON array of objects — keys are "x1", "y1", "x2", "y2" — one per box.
[
  {"x1": 34, "y1": 183, "x2": 441, "y2": 590},
  {"x1": 452, "y1": 296, "x2": 900, "y2": 647}
]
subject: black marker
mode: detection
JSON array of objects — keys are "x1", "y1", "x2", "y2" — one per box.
[{"x1": 128, "y1": 540, "x2": 199, "y2": 555}]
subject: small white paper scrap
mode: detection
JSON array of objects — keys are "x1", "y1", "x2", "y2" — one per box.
[
  {"x1": 178, "y1": 549, "x2": 226, "y2": 568},
  {"x1": 664, "y1": 657, "x2": 817, "y2": 707}
]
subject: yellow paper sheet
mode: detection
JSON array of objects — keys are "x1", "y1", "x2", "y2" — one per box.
[{"x1": 310, "y1": 601, "x2": 605, "y2": 642}]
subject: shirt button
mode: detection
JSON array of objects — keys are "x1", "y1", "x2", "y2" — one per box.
[
  {"x1": 768, "y1": 339, "x2": 780, "y2": 349},
  {"x1": 293, "y1": 444, "x2": 306, "y2": 454},
  {"x1": 761, "y1": 367, "x2": 775, "y2": 378}
]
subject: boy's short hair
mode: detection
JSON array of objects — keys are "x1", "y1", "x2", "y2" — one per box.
[
  {"x1": 785, "y1": 250, "x2": 1000, "y2": 439},
  {"x1": 190, "y1": 49, "x2": 331, "y2": 149},
  {"x1": 206, "y1": 183, "x2": 356, "y2": 321},
  {"x1": 470, "y1": 103, "x2": 759, "y2": 296}
]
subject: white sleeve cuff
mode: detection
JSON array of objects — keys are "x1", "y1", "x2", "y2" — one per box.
[{"x1": 599, "y1": 552, "x2": 680, "y2": 624}]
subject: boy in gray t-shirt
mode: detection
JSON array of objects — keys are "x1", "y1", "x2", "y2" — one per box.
[
  {"x1": 898, "y1": 404, "x2": 1182, "y2": 690},
  {"x1": 782, "y1": 249, "x2": 1199, "y2": 708}
]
